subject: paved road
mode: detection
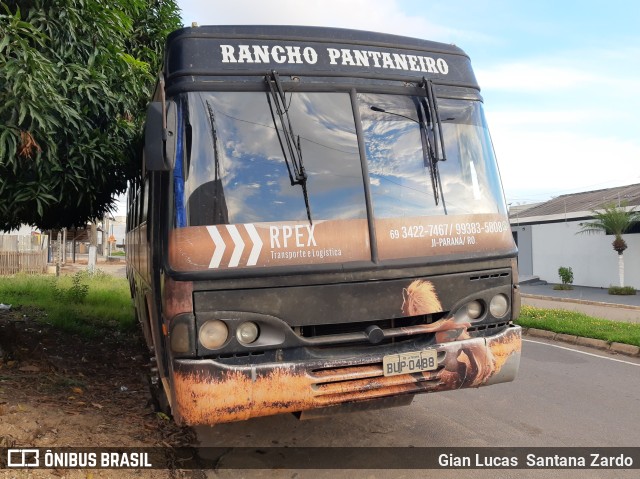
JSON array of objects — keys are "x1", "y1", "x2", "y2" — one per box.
[{"x1": 193, "y1": 338, "x2": 640, "y2": 478}]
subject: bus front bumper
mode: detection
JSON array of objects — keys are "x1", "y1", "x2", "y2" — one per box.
[{"x1": 171, "y1": 325, "x2": 521, "y2": 425}]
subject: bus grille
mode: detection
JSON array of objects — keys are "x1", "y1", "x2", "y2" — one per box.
[{"x1": 309, "y1": 360, "x2": 445, "y2": 404}]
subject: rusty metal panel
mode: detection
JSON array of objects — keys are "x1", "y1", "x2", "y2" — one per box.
[{"x1": 171, "y1": 326, "x2": 521, "y2": 425}]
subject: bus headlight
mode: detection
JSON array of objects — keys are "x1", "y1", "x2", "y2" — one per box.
[
  {"x1": 466, "y1": 300, "x2": 483, "y2": 320},
  {"x1": 454, "y1": 300, "x2": 484, "y2": 323},
  {"x1": 199, "y1": 320, "x2": 228, "y2": 349},
  {"x1": 236, "y1": 321, "x2": 259, "y2": 345},
  {"x1": 489, "y1": 294, "x2": 509, "y2": 318}
]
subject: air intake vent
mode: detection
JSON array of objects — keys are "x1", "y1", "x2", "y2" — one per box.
[
  {"x1": 470, "y1": 272, "x2": 509, "y2": 281},
  {"x1": 467, "y1": 321, "x2": 510, "y2": 334},
  {"x1": 215, "y1": 351, "x2": 265, "y2": 360}
]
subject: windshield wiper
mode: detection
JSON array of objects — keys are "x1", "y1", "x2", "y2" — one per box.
[
  {"x1": 265, "y1": 70, "x2": 312, "y2": 224},
  {"x1": 420, "y1": 78, "x2": 447, "y2": 211},
  {"x1": 411, "y1": 96, "x2": 440, "y2": 206},
  {"x1": 421, "y1": 77, "x2": 447, "y2": 164},
  {"x1": 371, "y1": 94, "x2": 444, "y2": 208}
]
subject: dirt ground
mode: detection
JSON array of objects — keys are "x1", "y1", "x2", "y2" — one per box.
[{"x1": 0, "y1": 262, "x2": 196, "y2": 478}]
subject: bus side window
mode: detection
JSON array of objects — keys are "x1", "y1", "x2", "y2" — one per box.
[
  {"x1": 141, "y1": 176, "x2": 150, "y2": 224},
  {"x1": 134, "y1": 187, "x2": 141, "y2": 228}
]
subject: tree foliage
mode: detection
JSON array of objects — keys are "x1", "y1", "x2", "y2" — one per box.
[
  {"x1": 578, "y1": 202, "x2": 640, "y2": 254},
  {"x1": 0, "y1": 0, "x2": 181, "y2": 231}
]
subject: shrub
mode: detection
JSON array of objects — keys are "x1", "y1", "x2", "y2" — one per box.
[
  {"x1": 68, "y1": 272, "x2": 90, "y2": 303},
  {"x1": 608, "y1": 286, "x2": 636, "y2": 295},
  {"x1": 52, "y1": 271, "x2": 90, "y2": 304},
  {"x1": 557, "y1": 266, "x2": 574, "y2": 289}
]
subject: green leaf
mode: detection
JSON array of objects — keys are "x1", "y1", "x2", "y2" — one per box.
[
  {"x1": 0, "y1": 0, "x2": 182, "y2": 231},
  {"x1": 18, "y1": 103, "x2": 27, "y2": 125}
]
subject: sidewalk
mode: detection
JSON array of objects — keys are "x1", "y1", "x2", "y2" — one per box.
[{"x1": 520, "y1": 283, "x2": 640, "y2": 323}]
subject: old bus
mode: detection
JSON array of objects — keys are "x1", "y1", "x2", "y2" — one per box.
[{"x1": 127, "y1": 25, "x2": 521, "y2": 425}]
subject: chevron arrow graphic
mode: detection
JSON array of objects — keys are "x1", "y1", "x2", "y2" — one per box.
[
  {"x1": 226, "y1": 225, "x2": 245, "y2": 268},
  {"x1": 245, "y1": 224, "x2": 263, "y2": 266},
  {"x1": 206, "y1": 226, "x2": 226, "y2": 269}
]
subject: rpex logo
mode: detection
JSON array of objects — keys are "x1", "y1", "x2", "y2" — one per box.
[{"x1": 7, "y1": 449, "x2": 40, "y2": 467}]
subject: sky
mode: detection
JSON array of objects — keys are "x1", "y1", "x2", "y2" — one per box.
[{"x1": 170, "y1": 0, "x2": 640, "y2": 207}]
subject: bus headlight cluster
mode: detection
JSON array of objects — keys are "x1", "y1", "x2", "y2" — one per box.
[
  {"x1": 198, "y1": 320, "x2": 261, "y2": 349},
  {"x1": 489, "y1": 294, "x2": 509, "y2": 318},
  {"x1": 454, "y1": 295, "x2": 510, "y2": 323}
]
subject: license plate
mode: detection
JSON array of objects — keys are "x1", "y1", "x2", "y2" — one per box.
[{"x1": 383, "y1": 349, "x2": 438, "y2": 377}]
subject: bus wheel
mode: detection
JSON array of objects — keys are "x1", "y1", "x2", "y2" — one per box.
[{"x1": 147, "y1": 361, "x2": 172, "y2": 417}]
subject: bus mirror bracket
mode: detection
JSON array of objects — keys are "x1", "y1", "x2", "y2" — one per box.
[{"x1": 145, "y1": 100, "x2": 177, "y2": 171}]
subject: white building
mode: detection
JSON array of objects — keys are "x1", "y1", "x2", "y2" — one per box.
[{"x1": 510, "y1": 184, "x2": 640, "y2": 288}]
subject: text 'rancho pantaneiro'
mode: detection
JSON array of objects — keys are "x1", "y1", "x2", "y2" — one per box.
[{"x1": 219, "y1": 44, "x2": 449, "y2": 74}]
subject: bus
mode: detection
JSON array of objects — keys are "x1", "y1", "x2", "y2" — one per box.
[{"x1": 127, "y1": 25, "x2": 521, "y2": 425}]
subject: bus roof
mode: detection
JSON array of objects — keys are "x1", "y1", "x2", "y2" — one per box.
[{"x1": 164, "y1": 25, "x2": 479, "y2": 91}]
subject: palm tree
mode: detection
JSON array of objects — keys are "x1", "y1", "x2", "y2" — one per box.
[{"x1": 578, "y1": 202, "x2": 640, "y2": 287}]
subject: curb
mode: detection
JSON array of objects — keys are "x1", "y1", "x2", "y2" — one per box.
[
  {"x1": 523, "y1": 328, "x2": 640, "y2": 357},
  {"x1": 521, "y1": 293, "x2": 640, "y2": 311}
]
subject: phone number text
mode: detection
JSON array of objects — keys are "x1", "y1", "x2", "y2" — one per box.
[{"x1": 388, "y1": 221, "x2": 509, "y2": 240}]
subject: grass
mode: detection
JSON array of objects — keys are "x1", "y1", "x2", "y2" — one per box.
[
  {"x1": 552, "y1": 284, "x2": 574, "y2": 291},
  {"x1": 0, "y1": 271, "x2": 134, "y2": 337},
  {"x1": 516, "y1": 305, "x2": 640, "y2": 347}
]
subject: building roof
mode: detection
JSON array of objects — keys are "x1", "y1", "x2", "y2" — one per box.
[
  {"x1": 515, "y1": 183, "x2": 640, "y2": 220},
  {"x1": 508, "y1": 202, "x2": 542, "y2": 216}
]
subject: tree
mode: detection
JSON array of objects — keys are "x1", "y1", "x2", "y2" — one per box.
[
  {"x1": 0, "y1": 0, "x2": 181, "y2": 231},
  {"x1": 577, "y1": 202, "x2": 640, "y2": 287}
]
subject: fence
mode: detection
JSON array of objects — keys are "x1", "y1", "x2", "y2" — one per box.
[{"x1": 0, "y1": 234, "x2": 48, "y2": 275}]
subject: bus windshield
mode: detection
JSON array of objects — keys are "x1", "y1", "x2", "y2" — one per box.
[
  {"x1": 181, "y1": 91, "x2": 506, "y2": 229},
  {"x1": 358, "y1": 93, "x2": 506, "y2": 218},
  {"x1": 183, "y1": 91, "x2": 367, "y2": 226}
]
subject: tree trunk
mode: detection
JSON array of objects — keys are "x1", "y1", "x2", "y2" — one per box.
[
  {"x1": 62, "y1": 227, "x2": 67, "y2": 264},
  {"x1": 618, "y1": 253, "x2": 624, "y2": 287},
  {"x1": 90, "y1": 221, "x2": 97, "y2": 247}
]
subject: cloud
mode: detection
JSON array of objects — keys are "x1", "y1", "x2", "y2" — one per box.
[
  {"x1": 178, "y1": 0, "x2": 482, "y2": 42},
  {"x1": 493, "y1": 126, "x2": 640, "y2": 201},
  {"x1": 478, "y1": 47, "x2": 640, "y2": 202},
  {"x1": 487, "y1": 109, "x2": 599, "y2": 127},
  {"x1": 476, "y1": 63, "x2": 601, "y2": 92},
  {"x1": 476, "y1": 45, "x2": 640, "y2": 94}
]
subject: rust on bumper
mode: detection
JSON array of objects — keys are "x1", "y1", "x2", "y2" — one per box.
[{"x1": 172, "y1": 326, "x2": 521, "y2": 425}]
